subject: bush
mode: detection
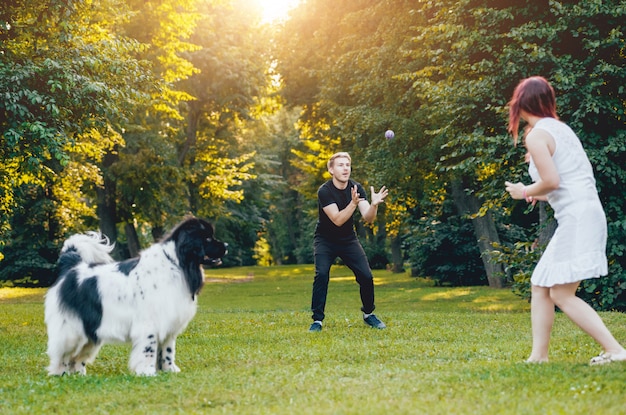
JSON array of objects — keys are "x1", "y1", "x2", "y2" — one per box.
[
  {"x1": 490, "y1": 240, "x2": 540, "y2": 302},
  {"x1": 406, "y1": 214, "x2": 486, "y2": 286},
  {"x1": 492, "y1": 241, "x2": 626, "y2": 311},
  {"x1": 578, "y1": 263, "x2": 626, "y2": 311},
  {"x1": 360, "y1": 237, "x2": 389, "y2": 270},
  {"x1": 0, "y1": 243, "x2": 57, "y2": 287}
]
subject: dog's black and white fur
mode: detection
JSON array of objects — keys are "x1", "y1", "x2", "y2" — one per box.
[{"x1": 44, "y1": 217, "x2": 227, "y2": 376}]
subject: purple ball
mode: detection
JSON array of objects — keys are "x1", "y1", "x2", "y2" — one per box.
[{"x1": 385, "y1": 129, "x2": 395, "y2": 139}]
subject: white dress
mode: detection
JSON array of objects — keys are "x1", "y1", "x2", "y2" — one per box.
[{"x1": 528, "y1": 118, "x2": 607, "y2": 287}]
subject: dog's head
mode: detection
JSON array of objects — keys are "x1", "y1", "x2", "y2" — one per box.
[{"x1": 165, "y1": 217, "x2": 228, "y2": 268}]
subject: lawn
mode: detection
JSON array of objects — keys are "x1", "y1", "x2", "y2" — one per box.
[{"x1": 1, "y1": 265, "x2": 625, "y2": 414}]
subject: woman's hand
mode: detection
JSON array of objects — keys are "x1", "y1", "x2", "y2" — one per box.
[{"x1": 505, "y1": 181, "x2": 525, "y2": 200}]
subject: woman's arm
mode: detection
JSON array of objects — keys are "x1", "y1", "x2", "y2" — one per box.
[{"x1": 505, "y1": 129, "x2": 559, "y2": 200}]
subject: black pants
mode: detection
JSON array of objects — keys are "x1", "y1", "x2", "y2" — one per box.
[{"x1": 311, "y1": 235, "x2": 375, "y2": 322}]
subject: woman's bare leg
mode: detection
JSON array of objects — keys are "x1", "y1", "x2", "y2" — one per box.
[
  {"x1": 527, "y1": 285, "x2": 554, "y2": 362},
  {"x1": 550, "y1": 282, "x2": 626, "y2": 356}
]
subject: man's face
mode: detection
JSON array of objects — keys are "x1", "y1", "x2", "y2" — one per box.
[{"x1": 329, "y1": 157, "x2": 351, "y2": 183}]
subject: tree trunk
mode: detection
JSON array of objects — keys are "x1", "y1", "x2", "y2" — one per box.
[
  {"x1": 152, "y1": 225, "x2": 165, "y2": 241},
  {"x1": 376, "y1": 203, "x2": 386, "y2": 244},
  {"x1": 450, "y1": 179, "x2": 505, "y2": 288},
  {"x1": 125, "y1": 221, "x2": 141, "y2": 258},
  {"x1": 376, "y1": 204, "x2": 405, "y2": 273},
  {"x1": 97, "y1": 150, "x2": 121, "y2": 259},
  {"x1": 390, "y1": 235, "x2": 405, "y2": 273},
  {"x1": 537, "y1": 201, "x2": 556, "y2": 246},
  {"x1": 44, "y1": 182, "x2": 60, "y2": 242},
  {"x1": 178, "y1": 102, "x2": 201, "y2": 166}
]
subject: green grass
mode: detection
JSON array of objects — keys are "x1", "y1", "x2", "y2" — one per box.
[{"x1": 1, "y1": 265, "x2": 625, "y2": 414}]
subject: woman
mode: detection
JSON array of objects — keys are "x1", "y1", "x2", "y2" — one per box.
[{"x1": 504, "y1": 76, "x2": 626, "y2": 364}]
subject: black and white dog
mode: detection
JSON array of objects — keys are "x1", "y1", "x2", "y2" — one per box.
[{"x1": 44, "y1": 217, "x2": 227, "y2": 376}]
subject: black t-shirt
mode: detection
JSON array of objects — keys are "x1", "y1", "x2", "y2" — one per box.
[{"x1": 314, "y1": 179, "x2": 367, "y2": 241}]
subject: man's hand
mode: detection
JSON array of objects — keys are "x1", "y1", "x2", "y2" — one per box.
[
  {"x1": 370, "y1": 186, "x2": 388, "y2": 206},
  {"x1": 351, "y1": 185, "x2": 364, "y2": 206}
]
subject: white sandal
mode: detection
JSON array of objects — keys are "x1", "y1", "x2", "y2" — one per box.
[{"x1": 589, "y1": 351, "x2": 626, "y2": 366}]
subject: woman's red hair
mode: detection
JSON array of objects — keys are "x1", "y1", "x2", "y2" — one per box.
[{"x1": 507, "y1": 76, "x2": 558, "y2": 145}]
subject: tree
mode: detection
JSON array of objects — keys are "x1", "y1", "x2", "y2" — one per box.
[
  {"x1": 171, "y1": 0, "x2": 273, "y2": 265},
  {"x1": 0, "y1": 0, "x2": 153, "y2": 283},
  {"x1": 499, "y1": 0, "x2": 626, "y2": 308},
  {"x1": 276, "y1": 0, "x2": 427, "y2": 272},
  {"x1": 95, "y1": 0, "x2": 203, "y2": 256},
  {"x1": 403, "y1": 0, "x2": 626, "y2": 296},
  {"x1": 0, "y1": 0, "x2": 273, "y2": 279},
  {"x1": 85, "y1": 0, "x2": 269, "y2": 263},
  {"x1": 276, "y1": 0, "x2": 626, "y2": 297}
]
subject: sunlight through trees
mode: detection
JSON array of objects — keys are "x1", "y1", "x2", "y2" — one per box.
[{"x1": 1, "y1": 0, "x2": 625, "y2": 309}]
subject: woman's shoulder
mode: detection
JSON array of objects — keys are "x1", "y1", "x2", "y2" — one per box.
[
  {"x1": 537, "y1": 117, "x2": 578, "y2": 137},
  {"x1": 535, "y1": 117, "x2": 578, "y2": 138},
  {"x1": 535, "y1": 117, "x2": 560, "y2": 127}
]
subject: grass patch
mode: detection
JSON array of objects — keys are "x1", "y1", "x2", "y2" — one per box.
[{"x1": 1, "y1": 265, "x2": 625, "y2": 414}]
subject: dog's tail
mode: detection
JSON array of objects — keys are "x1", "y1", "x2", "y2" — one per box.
[{"x1": 58, "y1": 231, "x2": 115, "y2": 275}]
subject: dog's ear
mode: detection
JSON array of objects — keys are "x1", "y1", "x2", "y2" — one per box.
[
  {"x1": 172, "y1": 224, "x2": 207, "y2": 298},
  {"x1": 197, "y1": 219, "x2": 215, "y2": 237},
  {"x1": 163, "y1": 217, "x2": 203, "y2": 242}
]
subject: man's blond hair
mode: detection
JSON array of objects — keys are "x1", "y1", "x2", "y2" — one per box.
[{"x1": 327, "y1": 152, "x2": 351, "y2": 170}]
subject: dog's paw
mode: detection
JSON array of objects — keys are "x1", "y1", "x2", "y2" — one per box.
[
  {"x1": 140, "y1": 373, "x2": 158, "y2": 377},
  {"x1": 47, "y1": 362, "x2": 72, "y2": 376},
  {"x1": 161, "y1": 363, "x2": 181, "y2": 373},
  {"x1": 134, "y1": 364, "x2": 157, "y2": 376},
  {"x1": 72, "y1": 362, "x2": 87, "y2": 375}
]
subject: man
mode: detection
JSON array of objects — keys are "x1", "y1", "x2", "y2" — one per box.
[{"x1": 309, "y1": 152, "x2": 389, "y2": 332}]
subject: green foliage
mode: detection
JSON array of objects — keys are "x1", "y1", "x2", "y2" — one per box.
[
  {"x1": 0, "y1": 184, "x2": 60, "y2": 286},
  {"x1": 515, "y1": 0, "x2": 626, "y2": 309},
  {"x1": 1, "y1": 0, "x2": 275, "y2": 274},
  {"x1": 490, "y1": 241, "x2": 540, "y2": 302},
  {"x1": 274, "y1": 0, "x2": 626, "y2": 295},
  {"x1": 2, "y1": 0, "x2": 626, "y2": 310},
  {"x1": 359, "y1": 236, "x2": 390, "y2": 270},
  {"x1": 399, "y1": 0, "x2": 626, "y2": 298},
  {"x1": 579, "y1": 264, "x2": 626, "y2": 312},
  {"x1": 276, "y1": 0, "x2": 428, "y2": 274},
  {"x1": 0, "y1": 0, "x2": 156, "y2": 272},
  {"x1": 406, "y1": 205, "x2": 486, "y2": 286}
]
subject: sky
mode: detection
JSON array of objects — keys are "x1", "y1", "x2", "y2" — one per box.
[{"x1": 255, "y1": 0, "x2": 300, "y2": 23}]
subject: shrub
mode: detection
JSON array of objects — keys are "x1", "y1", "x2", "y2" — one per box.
[{"x1": 406, "y1": 214, "x2": 486, "y2": 286}]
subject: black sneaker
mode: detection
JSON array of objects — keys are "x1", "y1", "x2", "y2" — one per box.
[
  {"x1": 363, "y1": 314, "x2": 386, "y2": 329},
  {"x1": 309, "y1": 321, "x2": 323, "y2": 332}
]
